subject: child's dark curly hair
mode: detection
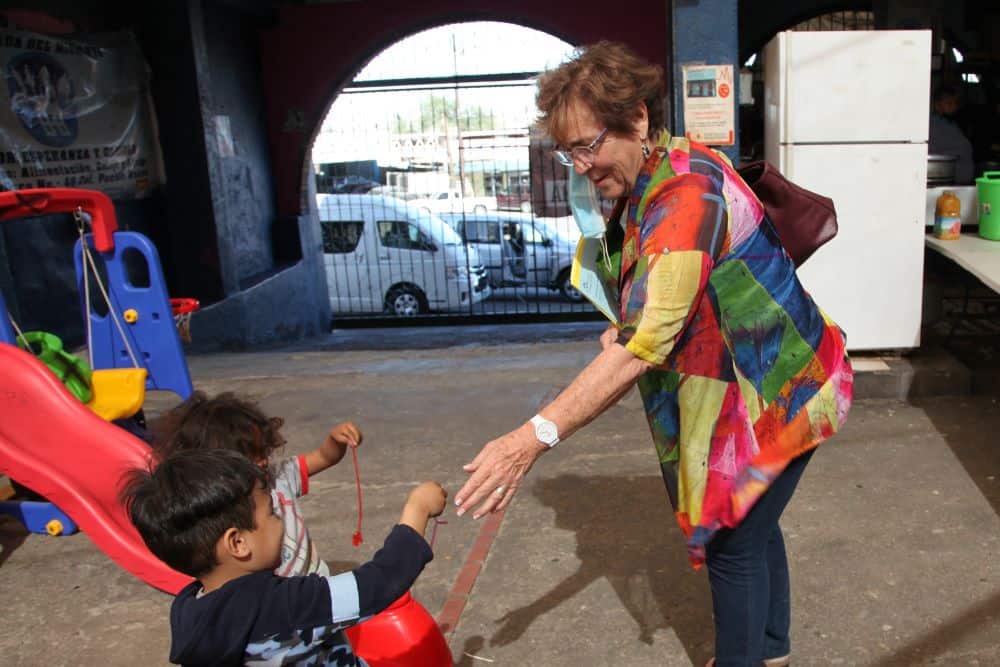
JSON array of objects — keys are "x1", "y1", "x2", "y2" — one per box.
[{"x1": 150, "y1": 391, "x2": 286, "y2": 465}]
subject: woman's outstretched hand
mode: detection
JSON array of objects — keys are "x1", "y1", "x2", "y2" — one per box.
[{"x1": 455, "y1": 422, "x2": 547, "y2": 519}]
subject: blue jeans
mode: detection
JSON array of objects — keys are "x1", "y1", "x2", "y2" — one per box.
[{"x1": 705, "y1": 449, "x2": 814, "y2": 666}]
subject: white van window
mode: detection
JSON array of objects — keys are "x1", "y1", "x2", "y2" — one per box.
[
  {"x1": 321, "y1": 220, "x2": 364, "y2": 254},
  {"x1": 377, "y1": 220, "x2": 437, "y2": 251},
  {"x1": 522, "y1": 223, "x2": 546, "y2": 244},
  {"x1": 466, "y1": 220, "x2": 501, "y2": 244},
  {"x1": 414, "y1": 210, "x2": 464, "y2": 245}
]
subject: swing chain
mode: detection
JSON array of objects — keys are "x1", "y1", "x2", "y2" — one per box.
[
  {"x1": 75, "y1": 207, "x2": 141, "y2": 370},
  {"x1": 77, "y1": 207, "x2": 95, "y2": 368},
  {"x1": 73, "y1": 206, "x2": 89, "y2": 233}
]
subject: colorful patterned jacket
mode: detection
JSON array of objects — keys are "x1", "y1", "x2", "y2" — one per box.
[{"x1": 604, "y1": 132, "x2": 853, "y2": 565}]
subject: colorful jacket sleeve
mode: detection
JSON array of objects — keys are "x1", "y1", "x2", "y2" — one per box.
[{"x1": 618, "y1": 172, "x2": 729, "y2": 365}]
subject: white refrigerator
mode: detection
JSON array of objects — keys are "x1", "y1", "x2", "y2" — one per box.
[{"x1": 763, "y1": 30, "x2": 931, "y2": 351}]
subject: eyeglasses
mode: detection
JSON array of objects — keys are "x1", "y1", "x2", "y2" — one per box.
[{"x1": 552, "y1": 128, "x2": 608, "y2": 168}]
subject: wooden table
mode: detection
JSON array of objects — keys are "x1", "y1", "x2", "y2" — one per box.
[{"x1": 926, "y1": 234, "x2": 1000, "y2": 294}]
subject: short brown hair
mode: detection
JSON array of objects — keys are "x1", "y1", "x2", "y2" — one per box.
[
  {"x1": 150, "y1": 391, "x2": 286, "y2": 465},
  {"x1": 536, "y1": 40, "x2": 666, "y2": 144}
]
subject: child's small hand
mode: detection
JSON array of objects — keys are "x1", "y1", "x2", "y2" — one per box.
[
  {"x1": 408, "y1": 482, "x2": 447, "y2": 518},
  {"x1": 329, "y1": 421, "x2": 362, "y2": 449}
]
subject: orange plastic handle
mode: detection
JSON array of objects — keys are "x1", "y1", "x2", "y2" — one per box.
[{"x1": 0, "y1": 188, "x2": 118, "y2": 252}]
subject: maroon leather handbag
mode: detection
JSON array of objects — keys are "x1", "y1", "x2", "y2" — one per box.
[{"x1": 736, "y1": 160, "x2": 838, "y2": 267}]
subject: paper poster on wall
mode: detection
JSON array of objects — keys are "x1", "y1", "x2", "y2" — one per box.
[
  {"x1": 0, "y1": 27, "x2": 165, "y2": 199},
  {"x1": 681, "y1": 63, "x2": 735, "y2": 146}
]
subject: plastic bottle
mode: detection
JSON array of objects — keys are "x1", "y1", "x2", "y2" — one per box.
[{"x1": 934, "y1": 190, "x2": 962, "y2": 240}]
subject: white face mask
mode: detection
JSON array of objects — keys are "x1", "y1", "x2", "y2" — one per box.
[{"x1": 568, "y1": 168, "x2": 607, "y2": 238}]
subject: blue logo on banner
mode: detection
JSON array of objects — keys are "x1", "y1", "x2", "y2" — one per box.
[{"x1": 5, "y1": 52, "x2": 79, "y2": 147}]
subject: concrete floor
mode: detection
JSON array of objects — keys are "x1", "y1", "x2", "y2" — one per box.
[{"x1": 1, "y1": 327, "x2": 998, "y2": 666}]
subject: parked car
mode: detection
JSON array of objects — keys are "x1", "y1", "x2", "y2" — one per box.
[
  {"x1": 410, "y1": 190, "x2": 498, "y2": 215},
  {"x1": 325, "y1": 175, "x2": 379, "y2": 194},
  {"x1": 316, "y1": 194, "x2": 491, "y2": 316},
  {"x1": 534, "y1": 215, "x2": 582, "y2": 244},
  {"x1": 496, "y1": 192, "x2": 532, "y2": 213},
  {"x1": 438, "y1": 211, "x2": 582, "y2": 302}
]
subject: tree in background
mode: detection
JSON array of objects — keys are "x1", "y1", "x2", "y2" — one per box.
[{"x1": 393, "y1": 94, "x2": 497, "y2": 134}]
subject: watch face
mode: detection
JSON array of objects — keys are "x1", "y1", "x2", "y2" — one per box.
[{"x1": 536, "y1": 421, "x2": 558, "y2": 445}]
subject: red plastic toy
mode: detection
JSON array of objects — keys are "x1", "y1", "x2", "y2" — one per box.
[
  {"x1": 0, "y1": 188, "x2": 117, "y2": 252},
  {"x1": 0, "y1": 343, "x2": 192, "y2": 594},
  {"x1": 347, "y1": 591, "x2": 453, "y2": 666}
]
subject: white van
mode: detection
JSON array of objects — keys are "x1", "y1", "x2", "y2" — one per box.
[
  {"x1": 316, "y1": 194, "x2": 491, "y2": 316},
  {"x1": 438, "y1": 212, "x2": 583, "y2": 302}
]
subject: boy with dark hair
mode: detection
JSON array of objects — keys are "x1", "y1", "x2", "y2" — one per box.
[
  {"x1": 150, "y1": 391, "x2": 363, "y2": 577},
  {"x1": 122, "y1": 448, "x2": 447, "y2": 667}
]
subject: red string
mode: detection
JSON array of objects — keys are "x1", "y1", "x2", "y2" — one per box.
[
  {"x1": 351, "y1": 446, "x2": 363, "y2": 547},
  {"x1": 429, "y1": 518, "x2": 448, "y2": 549}
]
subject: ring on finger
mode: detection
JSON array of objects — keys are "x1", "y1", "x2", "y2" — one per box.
[{"x1": 494, "y1": 485, "x2": 507, "y2": 497}]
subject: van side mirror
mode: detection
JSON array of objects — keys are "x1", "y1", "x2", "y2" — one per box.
[{"x1": 541, "y1": 237, "x2": 553, "y2": 247}]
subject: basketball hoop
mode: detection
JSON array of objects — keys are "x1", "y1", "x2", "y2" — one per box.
[{"x1": 170, "y1": 298, "x2": 200, "y2": 343}]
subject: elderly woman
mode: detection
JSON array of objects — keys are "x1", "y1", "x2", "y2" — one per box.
[{"x1": 455, "y1": 41, "x2": 853, "y2": 667}]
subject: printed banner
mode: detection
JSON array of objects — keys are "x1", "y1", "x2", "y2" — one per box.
[{"x1": 0, "y1": 27, "x2": 164, "y2": 199}]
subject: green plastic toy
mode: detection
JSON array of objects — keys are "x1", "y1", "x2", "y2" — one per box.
[{"x1": 16, "y1": 331, "x2": 93, "y2": 403}]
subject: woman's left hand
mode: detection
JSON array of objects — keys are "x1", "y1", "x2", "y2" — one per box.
[
  {"x1": 600, "y1": 323, "x2": 619, "y2": 350},
  {"x1": 455, "y1": 422, "x2": 546, "y2": 519},
  {"x1": 456, "y1": 341, "x2": 653, "y2": 520}
]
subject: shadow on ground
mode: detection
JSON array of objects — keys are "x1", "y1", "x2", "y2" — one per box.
[
  {"x1": 871, "y1": 591, "x2": 1000, "y2": 666},
  {"x1": 878, "y1": 395, "x2": 1000, "y2": 665},
  {"x1": 915, "y1": 397, "x2": 1000, "y2": 518},
  {"x1": 487, "y1": 474, "x2": 715, "y2": 665}
]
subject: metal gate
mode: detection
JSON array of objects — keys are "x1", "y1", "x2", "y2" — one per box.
[{"x1": 312, "y1": 28, "x2": 598, "y2": 322}]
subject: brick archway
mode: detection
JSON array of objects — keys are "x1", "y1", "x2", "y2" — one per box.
[{"x1": 259, "y1": 0, "x2": 668, "y2": 217}]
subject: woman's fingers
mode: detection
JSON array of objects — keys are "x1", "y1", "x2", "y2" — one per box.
[
  {"x1": 456, "y1": 440, "x2": 513, "y2": 515},
  {"x1": 461, "y1": 446, "x2": 489, "y2": 473},
  {"x1": 457, "y1": 425, "x2": 544, "y2": 518},
  {"x1": 461, "y1": 473, "x2": 502, "y2": 518},
  {"x1": 494, "y1": 482, "x2": 520, "y2": 513},
  {"x1": 471, "y1": 480, "x2": 512, "y2": 519},
  {"x1": 456, "y1": 457, "x2": 508, "y2": 513},
  {"x1": 463, "y1": 470, "x2": 516, "y2": 519},
  {"x1": 455, "y1": 448, "x2": 498, "y2": 509}
]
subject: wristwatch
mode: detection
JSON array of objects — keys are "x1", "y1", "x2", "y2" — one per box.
[{"x1": 530, "y1": 414, "x2": 560, "y2": 448}]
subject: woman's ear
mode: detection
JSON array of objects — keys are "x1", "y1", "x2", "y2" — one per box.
[{"x1": 634, "y1": 103, "x2": 649, "y2": 138}]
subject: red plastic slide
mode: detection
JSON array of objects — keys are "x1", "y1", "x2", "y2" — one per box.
[{"x1": 0, "y1": 343, "x2": 192, "y2": 594}]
